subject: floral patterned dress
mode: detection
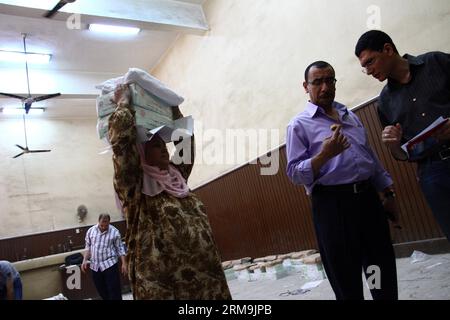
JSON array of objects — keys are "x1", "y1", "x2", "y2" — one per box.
[{"x1": 108, "y1": 100, "x2": 231, "y2": 300}]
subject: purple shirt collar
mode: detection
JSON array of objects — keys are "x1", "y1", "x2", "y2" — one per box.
[{"x1": 304, "y1": 101, "x2": 348, "y2": 119}]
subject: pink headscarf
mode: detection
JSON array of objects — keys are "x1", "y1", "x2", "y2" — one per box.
[
  {"x1": 136, "y1": 142, "x2": 189, "y2": 198},
  {"x1": 114, "y1": 141, "x2": 189, "y2": 218}
]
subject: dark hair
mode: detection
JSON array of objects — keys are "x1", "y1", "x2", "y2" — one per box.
[
  {"x1": 304, "y1": 61, "x2": 334, "y2": 82},
  {"x1": 98, "y1": 213, "x2": 111, "y2": 221},
  {"x1": 355, "y1": 30, "x2": 398, "y2": 57}
]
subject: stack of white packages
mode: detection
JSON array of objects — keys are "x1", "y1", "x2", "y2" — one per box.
[{"x1": 95, "y1": 68, "x2": 185, "y2": 141}]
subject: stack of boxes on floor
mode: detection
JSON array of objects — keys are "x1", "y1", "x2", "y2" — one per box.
[{"x1": 222, "y1": 250, "x2": 326, "y2": 282}]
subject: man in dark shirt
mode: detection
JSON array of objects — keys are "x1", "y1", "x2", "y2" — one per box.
[{"x1": 354, "y1": 30, "x2": 450, "y2": 241}]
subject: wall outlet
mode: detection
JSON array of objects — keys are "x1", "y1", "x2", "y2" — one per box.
[{"x1": 75, "y1": 228, "x2": 80, "y2": 234}]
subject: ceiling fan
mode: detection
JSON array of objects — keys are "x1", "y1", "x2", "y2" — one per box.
[
  {"x1": 13, "y1": 110, "x2": 51, "y2": 159},
  {"x1": 0, "y1": 33, "x2": 61, "y2": 114},
  {"x1": 44, "y1": 0, "x2": 77, "y2": 19}
]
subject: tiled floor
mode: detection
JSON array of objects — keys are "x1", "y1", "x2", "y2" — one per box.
[
  {"x1": 121, "y1": 252, "x2": 450, "y2": 300},
  {"x1": 122, "y1": 292, "x2": 133, "y2": 300},
  {"x1": 227, "y1": 252, "x2": 450, "y2": 300}
]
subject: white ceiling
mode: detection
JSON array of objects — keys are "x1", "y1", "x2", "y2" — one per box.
[
  {"x1": 0, "y1": 0, "x2": 207, "y2": 119},
  {"x1": 0, "y1": 13, "x2": 179, "y2": 73}
]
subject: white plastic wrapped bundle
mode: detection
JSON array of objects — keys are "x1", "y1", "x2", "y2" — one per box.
[
  {"x1": 96, "y1": 104, "x2": 177, "y2": 140},
  {"x1": 95, "y1": 68, "x2": 184, "y2": 106}
]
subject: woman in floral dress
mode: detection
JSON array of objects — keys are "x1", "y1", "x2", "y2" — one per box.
[{"x1": 108, "y1": 84, "x2": 231, "y2": 300}]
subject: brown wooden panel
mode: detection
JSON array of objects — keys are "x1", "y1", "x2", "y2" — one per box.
[
  {"x1": 196, "y1": 147, "x2": 318, "y2": 261},
  {"x1": 0, "y1": 99, "x2": 444, "y2": 263},
  {"x1": 195, "y1": 100, "x2": 443, "y2": 261},
  {"x1": 0, "y1": 221, "x2": 126, "y2": 262}
]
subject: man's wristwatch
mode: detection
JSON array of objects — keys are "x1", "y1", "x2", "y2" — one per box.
[{"x1": 384, "y1": 190, "x2": 396, "y2": 199}]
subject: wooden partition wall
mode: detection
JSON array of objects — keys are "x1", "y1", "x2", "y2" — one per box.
[
  {"x1": 194, "y1": 98, "x2": 445, "y2": 260},
  {"x1": 0, "y1": 98, "x2": 446, "y2": 262}
]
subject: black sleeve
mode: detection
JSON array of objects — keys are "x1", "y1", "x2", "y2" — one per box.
[
  {"x1": 434, "y1": 51, "x2": 450, "y2": 76},
  {"x1": 377, "y1": 95, "x2": 390, "y2": 128}
]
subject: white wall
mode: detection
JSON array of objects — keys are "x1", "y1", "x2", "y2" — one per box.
[
  {"x1": 1, "y1": 0, "x2": 450, "y2": 237},
  {"x1": 152, "y1": 0, "x2": 450, "y2": 187},
  {"x1": 0, "y1": 117, "x2": 120, "y2": 238}
]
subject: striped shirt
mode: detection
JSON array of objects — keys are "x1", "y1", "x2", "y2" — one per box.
[{"x1": 85, "y1": 224, "x2": 125, "y2": 272}]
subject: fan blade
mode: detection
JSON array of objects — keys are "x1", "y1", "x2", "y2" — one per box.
[
  {"x1": 24, "y1": 102, "x2": 32, "y2": 114},
  {"x1": 33, "y1": 93, "x2": 61, "y2": 102},
  {"x1": 15, "y1": 144, "x2": 26, "y2": 151},
  {"x1": 13, "y1": 152, "x2": 25, "y2": 159},
  {"x1": 29, "y1": 150, "x2": 51, "y2": 153},
  {"x1": 44, "y1": 1, "x2": 67, "y2": 18},
  {"x1": 0, "y1": 92, "x2": 26, "y2": 100}
]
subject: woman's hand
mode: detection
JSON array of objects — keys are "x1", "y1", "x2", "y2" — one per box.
[
  {"x1": 114, "y1": 84, "x2": 131, "y2": 106},
  {"x1": 172, "y1": 106, "x2": 183, "y2": 120}
]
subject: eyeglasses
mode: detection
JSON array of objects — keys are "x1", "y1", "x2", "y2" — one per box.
[
  {"x1": 307, "y1": 77, "x2": 337, "y2": 86},
  {"x1": 361, "y1": 55, "x2": 379, "y2": 74}
]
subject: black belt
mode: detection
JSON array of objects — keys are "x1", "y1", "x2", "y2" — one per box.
[
  {"x1": 421, "y1": 144, "x2": 450, "y2": 162},
  {"x1": 313, "y1": 179, "x2": 372, "y2": 194}
]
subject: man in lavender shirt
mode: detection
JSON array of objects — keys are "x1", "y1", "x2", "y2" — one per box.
[{"x1": 286, "y1": 61, "x2": 399, "y2": 300}]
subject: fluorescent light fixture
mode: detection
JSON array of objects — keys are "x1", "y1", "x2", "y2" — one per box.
[
  {"x1": 2, "y1": 107, "x2": 45, "y2": 115},
  {"x1": 0, "y1": 50, "x2": 51, "y2": 64},
  {"x1": 89, "y1": 24, "x2": 140, "y2": 35}
]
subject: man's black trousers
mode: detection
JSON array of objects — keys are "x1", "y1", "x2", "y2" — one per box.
[
  {"x1": 91, "y1": 263, "x2": 123, "y2": 300},
  {"x1": 311, "y1": 184, "x2": 398, "y2": 300}
]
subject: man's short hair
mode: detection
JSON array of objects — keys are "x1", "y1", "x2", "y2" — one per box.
[
  {"x1": 355, "y1": 30, "x2": 399, "y2": 57},
  {"x1": 304, "y1": 61, "x2": 334, "y2": 82},
  {"x1": 98, "y1": 213, "x2": 111, "y2": 221}
]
